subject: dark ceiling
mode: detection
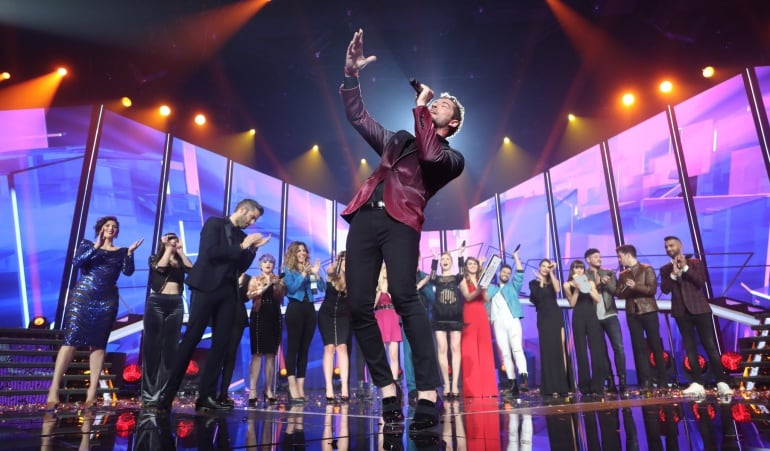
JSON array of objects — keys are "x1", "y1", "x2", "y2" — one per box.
[{"x1": 2, "y1": 0, "x2": 769, "y2": 229}]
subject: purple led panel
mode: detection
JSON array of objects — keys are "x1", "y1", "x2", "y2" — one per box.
[
  {"x1": 674, "y1": 72, "x2": 770, "y2": 301},
  {"x1": 607, "y1": 112, "x2": 693, "y2": 298},
  {"x1": 549, "y1": 145, "x2": 617, "y2": 270}
]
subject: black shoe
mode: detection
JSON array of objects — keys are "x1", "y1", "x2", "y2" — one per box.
[
  {"x1": 382, "y1": 423, "x2": 405, "y2": 451},
  {"x1": 156, "y1": 393, "x2": 173, "y2": 415},
  {"x1": 510, "y1": 380, "x2": 520, "y2": 398},
  {"x1": 382, "y1": 384, "x2": 404, "y2": 424},
  {"x1": 288, "y1": 394, "x2": 306, "y2": 405},
  {"x1": 519, "y1": 373, "x2": 529, "y2": 392},
  {"x1": 247, "y1": 397, "x2": 257, "y2": 408},
  {"x1": 606, "y1": 376, "x2": 617, "y2": 393},
  {"x1": 409, "y1": 399, "x2": 439, "y2": 431},
  {"x1": 618, "y1": 375, "x2": 627, "y2": 394},
  {"x1": 218, "y1": 396, "x2": 235, "y2": 408},
  {"x1": 195, "y1": 396, "x2": 232, "y2": 413}
]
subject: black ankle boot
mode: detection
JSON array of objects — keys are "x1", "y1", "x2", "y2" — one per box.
[
  {"x1": 520, "y1": 373, "x2": 529, "y2": 392},
  {"x1": 606, "y1": 376, "x2": 617, "y2": 393},
  {"x1": 618, "y1": 374, "x2": 627, "y2": 393},
  {"x1": 409, "y1": 399, "x2": 439, "y2": 431},
  {"x1": 510, "y1": 379, "x2": 520, "y2": 397}
]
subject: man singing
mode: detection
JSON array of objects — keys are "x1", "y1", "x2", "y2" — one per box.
[
  {"x1": 660, "y1": 236, "x2": 732, "y2": 399},
  {"x1": 340, "y1": 29, "x2": 464, "y2": 431}
]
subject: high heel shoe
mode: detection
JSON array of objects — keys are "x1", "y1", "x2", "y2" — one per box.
[
  {"x1": 247, "y1": 397, "x2": 258, "y2": 408},
  {"x1": 263, "y1": 390, "x2": 277, "y2": 404},
  {"x1": 325, "y1": 394, "x2": 335, "y2": 403},
  {"x1": 339, "y1": 395, "x2": 349, "y2": 403},
  {"x1": 288, "y1": 393, "x2": 306, "y2": 405}
]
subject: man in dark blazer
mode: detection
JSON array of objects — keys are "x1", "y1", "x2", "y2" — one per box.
[
  {"x1": 159, "y1": 198, "x2": 270, "y2": 413},
  {"x1": 340, "y1": 29, "x2": 465, "y2": 431},
  {"x1": 660, "y1": 235, "x2": 732, "y2": 398}
]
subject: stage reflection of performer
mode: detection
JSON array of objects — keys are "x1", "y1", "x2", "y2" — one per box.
[
  {"x1": 545, "y1": 413, "x2": 579, "y2": 451},
  {"x1": 584, "y1": 409, "x2": 621, "y2": 451},
  {"x1": 442, "y1": 399, "x2": 466, "y2": 451},
  {"x1": 615, "y1": 244, "x2": 666, "y2": 392},
  {"x1": 321, "y1": 403, "x2": 349, "y2": 451},
  {"x1": 507, "y1": 413, "x2": 533, "y2": 451},
  {"x1": 529, "y1": 259, "x2": 571, "y2": 397},
  {"x1": 158, "y1": 199, "x2": 269, "y2": 414},
  {"x1": 641, "y1": 404, "x2": 680, "y2": 451},
  {"x1": 282, "y1": 405, "x2": 306, "y2": 449},
  {"x1": 430, "y1": 248, "x2": 465, "y2": 398},
  {"x1": 133, "y1": 408, "x2": 175, "y2": 451},
  {"x1": 563, "y1": 260, "x2": 609, "y2": 397},
  {"x1": 660, "y1": 236, "x2": 733, "y2": 399},
  {"x1": 318, "y1": 251, "x2": 351, "y2": 403},
  {"x1": 46, "y1": 216, "x2": 143, "y2": 410},
  {"x1": 341, "y1": 28, "x2": 465, "y2": 430},
  {"x1": 584, "y1": 248, "x2": 627, "y2": 394},
  {"x1": 142, "y1": 232, "x2": 191, "y2": 408},
  {"x1": 486, "y1": 250, "x2": 528, "y2": 396},
  {"x1": 247, "y1": 254, "x2": 285, "y2": 407}
]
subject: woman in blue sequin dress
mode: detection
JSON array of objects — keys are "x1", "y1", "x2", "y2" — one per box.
[{"x1": 45, "y1": 216, "x2": 143, "y2": 409}]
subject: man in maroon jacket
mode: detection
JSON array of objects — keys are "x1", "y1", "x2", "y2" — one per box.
[
  {"x1": 340, "y1": 29, "x2": 464, "y2": 431},
  {"x1": 660, "y1": 236, "x2": 732, "y2": 399}
]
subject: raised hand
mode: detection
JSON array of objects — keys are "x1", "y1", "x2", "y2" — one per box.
[
  {"x1": 128, "y1": 238, "x2": 144, "y2": 255},
  {"x1": 345, "y1": 28, "x2": 377, "y2": 75}
]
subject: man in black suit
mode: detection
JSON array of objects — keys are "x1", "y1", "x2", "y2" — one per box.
[{"x1": 159, "y1": 198, "x2": 270, "y2": 413}]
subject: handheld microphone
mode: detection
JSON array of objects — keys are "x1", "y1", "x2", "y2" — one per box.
[
  {"x1": 513, "y1": 244, "x2": 521, "y2": 253},
  {"x1": 334, "y1": 258, "x2": 343, "y2": 276},
  {"x1": 409, "y1": 77, "x2": 422, "y2": 93}
]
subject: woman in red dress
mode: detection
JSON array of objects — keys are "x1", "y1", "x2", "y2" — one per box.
[{"x1": 459, "y1": 257, "x2": 498, "y2": 398}]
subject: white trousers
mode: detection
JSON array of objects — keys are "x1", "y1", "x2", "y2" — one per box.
[{"x1": 492, "y1": 314, "x2": 527, "y2": 380}]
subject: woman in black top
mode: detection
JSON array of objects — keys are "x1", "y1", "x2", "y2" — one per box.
[
  {"x1": 528, "y1": 258, "x2": 571, "y2": 397},
  {"x1": 142, "y1": 232, "x2": 192, "y2": 407},
  {"x1": 318, "y1": 251, "x2": 351, "y2": 402},
  {"x1": 428, "y1": 246, "x2": 465, "y2": 398},
  {"x1": 247, "y1": 254, "x2": 285, "y2": 406}
]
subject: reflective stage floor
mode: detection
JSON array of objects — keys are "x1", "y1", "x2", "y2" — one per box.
[{"x1": 3, "y1": 387, "x2": 770, "y2": 450}]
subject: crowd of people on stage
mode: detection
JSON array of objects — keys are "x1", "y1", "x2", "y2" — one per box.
[
  {"x1": 42, "y1": 30, "x2": 733, "y2": 434},
  {"x1": 45, "y1": 210, "x2": 735, "y2": 414}
]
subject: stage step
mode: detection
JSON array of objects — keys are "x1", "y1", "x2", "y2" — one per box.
[{"x1": 0, "y1": 327, "x2": 123, "y2": 406}]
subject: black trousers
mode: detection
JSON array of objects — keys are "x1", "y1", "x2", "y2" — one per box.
[
  {"x1": 284, "y1": 300, "x2": 317, "y2": 378},
  {"x1": 141, "y1": 293, "x2": 184, "y2": 404},
  {"x1": 572, "y1": 304, "x2": 609, "y2": 393},
  {"x1": 627, "y1": 311, "x2": 667, "y2": 386},
  {"x1": 675, "y1": 311, "x2": 728, "y2": 384},
  {"x1": 162, "y1": 284, "x2": 237, "y2": 401},
  {"x1": 346, "y1": 208, "x2": 440, "y2": 390},
  {"x1": 219, "y1": 305, "x2": 248, "y2": 398}
]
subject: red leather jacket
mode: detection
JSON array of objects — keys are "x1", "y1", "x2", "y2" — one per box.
[{"x1": 340, "y1": 82, "x2": 465, "y2": 232}]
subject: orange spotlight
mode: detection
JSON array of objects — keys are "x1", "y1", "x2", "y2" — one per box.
[
  {"x1": 702, "y1": 66, "x2": 715, "y2": 78},
  {"x1": 503, "y1": 137, "x2": 511, "y2": 145},
  {"x1": 194, "y1": 113, "x2": 206, "y2": 126},
  {"x1": 248, "y1": 128, "x2": 256, "y2": 136},
  {"x1": 311, "y1": 144, "x2": 319, "y2": 152},
  {"x1": 1, "y1": 72, "x2": 10, "y2": 81},
  {"x1": 621, "y1": 93, "x2": 635, "y2": 107},
  {"x1": 121, "y1": 96, "x2": 132, "y2": 107},
  {"x1": 567, "y1": 113, "x2": 576, "y2": 122},
  {"x1": 57, "y1": 67, "x2": 68, "y2": 76},
  {"x1": 159, "y1": 105, "x2": 171, "y2": 116},
  {"x1": 659, "y1": 80, "x2": 673, "y2": 93}
]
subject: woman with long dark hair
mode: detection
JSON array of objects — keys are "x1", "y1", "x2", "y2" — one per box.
[
  {"x1": 141, "y1": 232, "x2": 192, "y2": 407},
  {"x1": 45, "y1": 216, "x2": 143, "y2": 409},
  {"x1": 528, "y1": 258, "x2": 571, "y2": 397},
  {"x1": 459, "y1": 256, "x2": 497, "y2": 398}
]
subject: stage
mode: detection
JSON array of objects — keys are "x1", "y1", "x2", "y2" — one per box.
[{"x1": 3, "y1": 387, "x2": 768, "y2": 450}]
